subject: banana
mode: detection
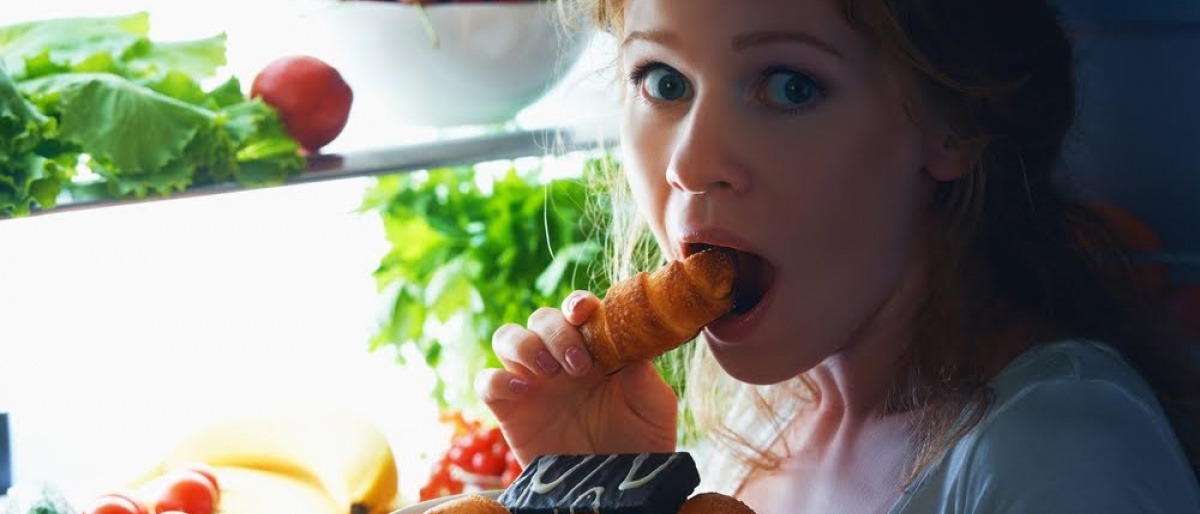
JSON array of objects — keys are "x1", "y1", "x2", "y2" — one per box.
[{"x1": 142, "y1": 410, "x2": 399, "y2": 514}]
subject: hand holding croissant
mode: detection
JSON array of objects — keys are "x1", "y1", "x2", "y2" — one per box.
[{"x1": 579, "y1": 247, "x2": 738, "y2": 373}]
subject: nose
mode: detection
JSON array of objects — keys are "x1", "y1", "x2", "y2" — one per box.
[{"x1": 665, "y1": 96, "x2": 750, "y2": 195}]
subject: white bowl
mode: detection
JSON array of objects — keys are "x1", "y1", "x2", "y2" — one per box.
[{"x1": 296, "y1": 0, "x2": 593, "y2": 128}]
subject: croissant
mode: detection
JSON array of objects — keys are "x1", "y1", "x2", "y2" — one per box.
[
  {"x1": 428, "y1": 494, "x2": 510, "y2": 514},
  {"x1": 580, "y1": 247, "x2": 738, "y2": 373},
  {"x1": 678, "y1": 492, "x2": 757, "y2": 514}
]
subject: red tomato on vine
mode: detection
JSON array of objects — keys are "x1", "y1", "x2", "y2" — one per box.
[{"x1": 152, "y1": 469, "x2": 218, "y2": 514}]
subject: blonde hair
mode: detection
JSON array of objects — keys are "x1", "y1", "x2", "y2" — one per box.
[{"x1": 569, "y1": 0, "x2": 1200, "y2": 487}]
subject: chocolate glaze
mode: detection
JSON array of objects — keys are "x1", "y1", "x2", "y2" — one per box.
[{"x1": 498, "y1": 452, "x2": 700, "y2": 514}]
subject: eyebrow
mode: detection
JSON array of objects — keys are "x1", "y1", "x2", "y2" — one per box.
[
  {"x1": 622, "y1": 29, "x2": 843, "y2": 60},
  {"x1": 732, "y1": 30, "x2": 843, "y2": 59},
  {"x1": 622, "y1": 30, "x2": 680, "y2": 50}
]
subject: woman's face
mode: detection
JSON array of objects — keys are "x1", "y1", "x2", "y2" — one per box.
[{"x1": 620, "y1": 0, "x2": 960, "y2": 383}]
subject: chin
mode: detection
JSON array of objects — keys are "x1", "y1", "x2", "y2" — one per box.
[{"x1": 706, "y1": 340, "x2": 811, "y2": 386}]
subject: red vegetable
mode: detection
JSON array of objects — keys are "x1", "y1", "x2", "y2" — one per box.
[{"x1": 251, "y1": 55, "x2": 353, "y2": 153}]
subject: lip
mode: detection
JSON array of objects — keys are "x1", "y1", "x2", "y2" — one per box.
[
  {"x1": 675, "y1": 226, "x2": 774, "y2": 343},
  {"x1": 677, "y1": 227, "x2": 758, "y2": 259},
  {"x1": 705, "y1": 273, "x2": 775, "y2": 343}
]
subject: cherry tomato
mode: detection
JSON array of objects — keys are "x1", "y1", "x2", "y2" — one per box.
[
  {"x1": 491, "y1": 441, "x2": 509, "y2": 459},
  {"x1": 482, "y1": 426, "x2": 502, "y2": 447},
  {"x1": 181, "y1": 463, "x2": 220, "y2": 501},
  {"x1": 153, "y1": 470, "x2": 218, "y2": 514},
  {"x1": 82, "y1": 494, "x2": 149, "y2": 514},
  {"x1": 448, "y1": 445, "x2": 473, "y2": 471},
  {"x1": 465, "y1": 434, "x2": 490, "y2": 457},
  {"x1": 504, "y1": 451, "x2": 520, "y2": 468},
  {"x1": 472, "y1": 451, "x2": 506, "y2": 476}
]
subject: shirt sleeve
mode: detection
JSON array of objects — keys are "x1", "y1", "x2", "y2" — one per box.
[{"x1": 956, "y1": 379, "x2": 1200, "y2": 514}]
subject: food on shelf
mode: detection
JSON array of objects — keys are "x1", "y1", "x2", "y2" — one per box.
[
  {"x1": 425, "y1": 494, "x2": 510, "y2": 514},
  {"x1": 118, "y1": 465, "x2": 343, "y2": 514},
  {"x1": 148, "y1": 468, "x2": 218, "y2": 514},
  {"x1": 497, "y1": 452, "x2": 701, "y2": 514},
  {"x1": 4, "y1": 483, "x2": 78, "y2": 514},
  {"x1": 0, "y1": 12, "x2": 305, "y2": 217},
  {"x1": 179, "y1": 463, "x2": 220, "y2": 503},
  {"x1": 251, "y1": 55, "x2": 354, "y2": 154},
  {"x1": 677, "y1": 492, "x2": 756, "y2": 514},
  {"x1": 134, "y1": 411, "x2": 398, "y2": 514},
  {"x1": 420, "y1": 411, "x2": 522, "y2": 501},
  {"x1": 83, "y1": 466, "x2": 217, "y2": 514},
  {"x1": 81, "y1": 492, "x2": 149, "y2": 514},
  {"x1": 580, "y1": 247, "x2": 738, "y2": 373}
]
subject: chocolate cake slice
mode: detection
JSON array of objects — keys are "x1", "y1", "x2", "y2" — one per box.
[{"x1": 498, "y1": 452, "x2": 700, "y2": 514}]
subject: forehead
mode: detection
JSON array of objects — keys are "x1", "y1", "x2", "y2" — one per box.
[
  {"x1": 622, "y1": 0, "x2": 884, "y2": 77},
  {"x1": 623, "y1": 0, "x2": 855, "y2": 44},
  {"x1": 621, "y1": 0, "x2": 877, "y2": 65}
]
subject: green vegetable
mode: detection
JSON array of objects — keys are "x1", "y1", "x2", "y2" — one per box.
[
  {"x1": 0, "y1": 64, "x2": 68, "y2": 216},
  {"x1": 360, "y1": 156, "x2": 613, "y2": 411},
  {"x1": 0, "y1": 12, "x2": 304, "y2": 216},
  {"x1": 362, "y1": 155, "x2": 704, "y2": 443},
  {"x1": 3, "y1": 482, "x2": 76, "y2": 514}
]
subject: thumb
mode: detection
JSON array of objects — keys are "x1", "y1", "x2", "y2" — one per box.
[{"x1": 561, "y1": 290, "x2": 601, "y2": 326}]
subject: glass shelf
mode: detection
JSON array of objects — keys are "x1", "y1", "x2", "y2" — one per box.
[{"x1": 26, "y1": 121, "x2": 619, "y2": 218}]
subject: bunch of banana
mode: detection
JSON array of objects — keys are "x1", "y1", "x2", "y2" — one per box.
[{"x1": 136, "y1": 410, "x2": 400, "y2": 514}]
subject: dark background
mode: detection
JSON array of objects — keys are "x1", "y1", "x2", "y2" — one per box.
[{"x1": 1053, "y1": 1, "x2": 1200, "y2": 286}]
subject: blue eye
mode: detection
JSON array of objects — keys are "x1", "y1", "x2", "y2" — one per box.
[
  {"x1": 640, "y1": 65, "x2": 691, "y2": 101},
  {"x1": 759, "y1": 69, "x2": 822, "y2": 108}
]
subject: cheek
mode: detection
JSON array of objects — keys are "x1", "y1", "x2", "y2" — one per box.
[{"x1": 621, "y1": 105, "x2": 673, "y2": 230}]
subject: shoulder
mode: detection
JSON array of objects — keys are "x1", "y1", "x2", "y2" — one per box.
[{"x1": 934, "y1": 340, "x2": 1200, "y2": 513}]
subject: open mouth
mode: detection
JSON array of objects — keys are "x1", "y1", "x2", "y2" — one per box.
[
  {"x1": 685, "y1": 243, "x2": 775, "y2": 316},
  {"x1": 731, "y1": 250, "x2": 772, "y2": 315}
]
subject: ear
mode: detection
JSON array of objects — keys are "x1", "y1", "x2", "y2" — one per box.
[{"x1": 925, "y1": 134, "x2": 983, "y2": 181}]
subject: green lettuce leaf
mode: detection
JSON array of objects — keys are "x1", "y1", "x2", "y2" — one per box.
[
  {"x1": 20, "y1": 72, "x2": 215, "y2": 195},
  {"x1": 123, "y1": 33, "x2": 227, "y2": 82},
  {"x1": 0, "y1": 12, "x2": 149, "y2": 80},
  {"x1": 0, "y1": 11, "x2": 305, "y2": 214},
  {"x1": 0, "y1": 64, "x2": 71, "y2": 216}
]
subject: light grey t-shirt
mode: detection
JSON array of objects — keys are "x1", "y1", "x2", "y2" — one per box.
[{"x1": 889, "y1": 339, "x2": 1200, "y2": 513}]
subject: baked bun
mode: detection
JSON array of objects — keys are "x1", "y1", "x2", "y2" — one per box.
[
  {"x1": 580, "y1": 247, "x2": 737, "y2": 373},
  {"x1": 678, "y1": 492, "x2": 756, "y2": 514},
  {"x1": 426, "y1": 494, "x2": 511, "y2": 514}
]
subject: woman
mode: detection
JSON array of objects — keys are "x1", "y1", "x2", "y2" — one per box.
[{"x1": 476, "y1": 0, "x2": 1200, "y2": 512}]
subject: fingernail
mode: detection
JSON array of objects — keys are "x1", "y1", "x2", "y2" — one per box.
[
  {"x1": 564, "y1": 293, "x2": 581, "y2": 313},
  {"x1": 509, "y1": 378, "x2": 529, "y2": 395},
  {"x1": 536, "y1": 351, "x2": 561, "y2": 375},
  {"x1": 565, "y1": 346, "x2": 591, "y2": 374}
]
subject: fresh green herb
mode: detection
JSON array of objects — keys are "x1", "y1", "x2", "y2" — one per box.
[
  {"x1": 360, "y1": 156, "x2": 612, "y2": 411},
  {"x1": 361, "y1": 154, "x2": 704, "y2": 444},
  {"x1": 0, "y1": 12, "x2": 304, "y2": 217}
]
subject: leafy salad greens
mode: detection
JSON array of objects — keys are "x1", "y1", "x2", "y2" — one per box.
[
  {"x1": 0, "y1": 12, "x2": 304, "y2": 217},
  {"x1": 361, "y1": 157, "x2": 614, "y2": 411},
  {"x1": 361, "y1": 155, "x2": 697, "y2": 439}
]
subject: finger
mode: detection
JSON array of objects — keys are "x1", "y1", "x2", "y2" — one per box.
[
  {"x1": 561, "y1": 290, "x2": 601, "y2": 326},
  {"x1": 528, "y1": 306, "x2": 593, "y2": 377},
  {"x1": 476, "y1": 368, "x2": 531, "y2": 404},
  {"x1": 492, "y1": 321, "x2": 559, "y2": 378}
]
